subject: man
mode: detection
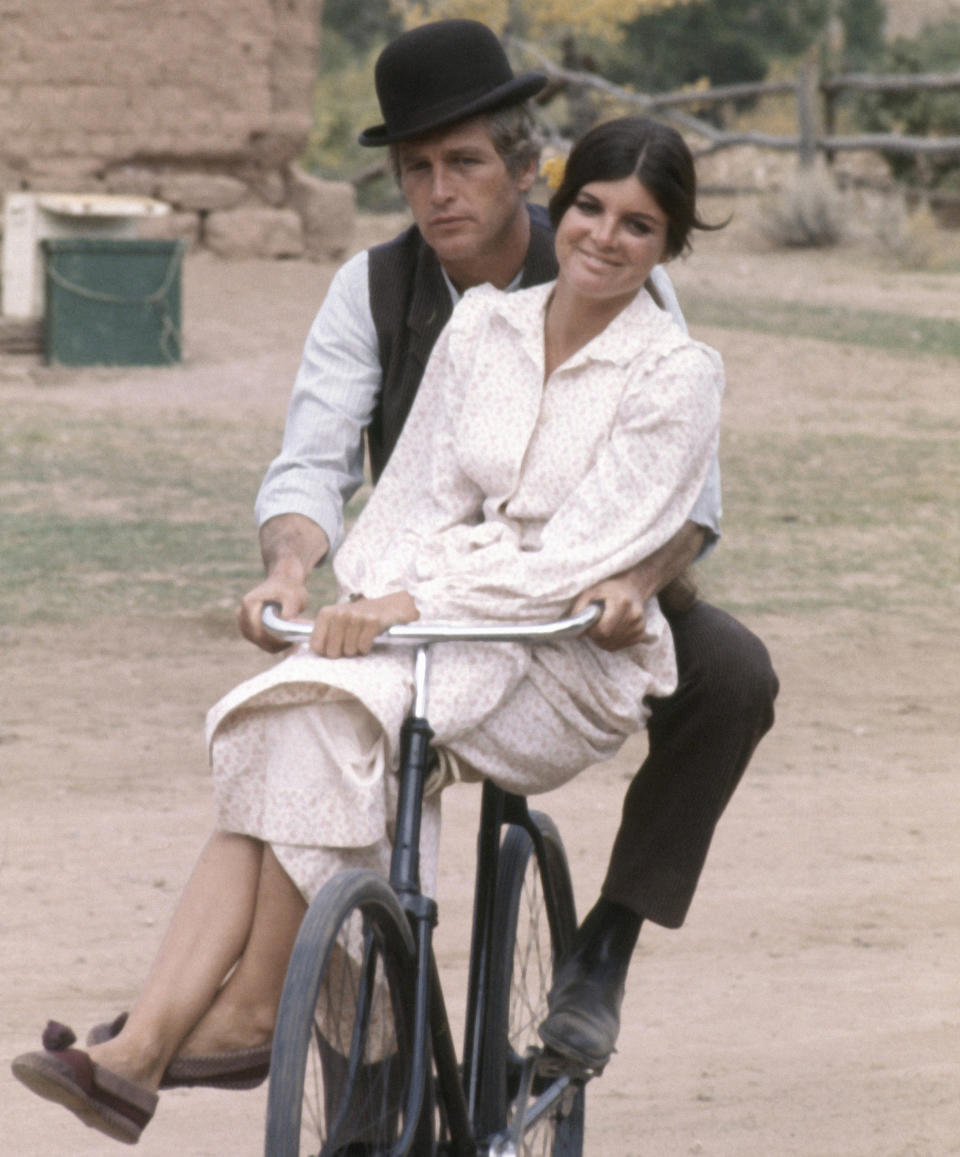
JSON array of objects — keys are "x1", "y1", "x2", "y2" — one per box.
[{"x1": 239, "y1": 19, "x2": 778, "y2": 1071}]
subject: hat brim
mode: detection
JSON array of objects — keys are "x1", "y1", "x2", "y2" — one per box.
[{"x1": 358, "y1": 72, "x2": 547, "y2": 147}]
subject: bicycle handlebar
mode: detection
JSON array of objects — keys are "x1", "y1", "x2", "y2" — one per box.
[{"x1": 260, "y1": 600, "x2": 603, "y2": 647}]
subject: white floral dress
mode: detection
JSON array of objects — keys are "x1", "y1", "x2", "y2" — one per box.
[{"x1": 207, "y1": 281, "x2": 724, "y2": 902}]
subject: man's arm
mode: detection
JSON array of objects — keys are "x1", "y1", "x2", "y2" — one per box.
[
  {"x1": 239, "y1": 252, "x2": 384, "y2": 650},
  {"x1": 238, "y1": 513, "x2": 332, "y2": 651},
  {"x1": 254, "y1": 251, "x2": 382, "y2": 554},
  {"x1": 572, "y1": 521, "x2": 705, "y2": 651}
]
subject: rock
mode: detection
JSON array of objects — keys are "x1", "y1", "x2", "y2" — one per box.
[
  {"x1": 103, "y1": 166, "x2": 162, "y2": 198},
  {"x1": 136, "y1": 210, "x2": 202, "y2": 249},
  {"x1": 203, "y1": 206, "x2": 304, "y2": 259},
  {"x1": 157, "y1": 173, "x2": 248, "y2": 212},
  {"x1": 286, "y1": 163, "x2": 356, "y2": 260}
]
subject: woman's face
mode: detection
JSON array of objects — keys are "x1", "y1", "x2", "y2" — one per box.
[{"x1": 554, "y1": 176, "x2": 670, "y2": 309}]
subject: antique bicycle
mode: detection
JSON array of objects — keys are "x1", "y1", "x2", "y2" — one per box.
[{"x1": 260, "y1": 601, "x2": 607, "y2": 1157}]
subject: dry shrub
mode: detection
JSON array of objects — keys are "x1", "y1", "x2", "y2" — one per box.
[
  {"x1": 870, "y1": 195, "x2": 941, "y2": 269},
  {"x1": 757, "y1": 159, "x2": 844, "y2": 248}
]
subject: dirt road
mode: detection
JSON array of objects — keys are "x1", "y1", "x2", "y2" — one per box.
[{"x1": 2, "y1": 215, "x2": 958, "y2": 1155}]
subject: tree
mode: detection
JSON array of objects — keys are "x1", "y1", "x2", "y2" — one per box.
[
  {"x1": 856, "y1": 18, "x2": 960, "y2": 192},
  {"x1": 599, "y1": 0, "x2": 831, "y2": 93},
  {"x1": 389, "y1": 0, "x2": 684, "y2": 43},
  {"x1": 834, "y1": 0, "x2": 886, "y2": 69},
  {"x1": 386, "y1": 0, "x2": 690, "y2": 140},
  {"x1": 324, "y1": 0, "x2": 402, "y2": 53}
]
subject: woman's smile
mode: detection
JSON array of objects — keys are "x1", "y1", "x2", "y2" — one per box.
[{"x1": 554, "y1": 176, "x2": 669, "y2": 307}]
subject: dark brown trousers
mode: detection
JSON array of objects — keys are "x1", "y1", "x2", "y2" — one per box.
[{"x1": 601, "y1": 600, "x2": 779, "y2": 928}]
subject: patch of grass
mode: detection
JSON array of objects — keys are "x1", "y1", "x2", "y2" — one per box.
[
  {"x1": 682, "y1": 293, "x2": 960, "y2": 360},
  {"x1": 0, "y1": 408, "x2": 351, "y2": 625},
  {"x1": 0, "y1": 512, "x2": 261, "y2": 620},
  {"x1": 4, "y1": 382, "x2": 957, "y2": 633},
  {"x1": 700, "y1": 431, "x2": 960, "y2": 622}
]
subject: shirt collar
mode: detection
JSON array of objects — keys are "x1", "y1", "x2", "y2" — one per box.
[{"x1": 442, "y1": 264, "x2": 525, "y2": 305}]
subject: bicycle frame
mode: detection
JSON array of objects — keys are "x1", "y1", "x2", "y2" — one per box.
[{"x1": 262, "y1": 602, "x2": 601, "y2": 1156}]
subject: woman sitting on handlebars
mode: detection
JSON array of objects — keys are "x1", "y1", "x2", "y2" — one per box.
[{"x1": 13, "y1": 116, "x2": 724, "y2": 1145}]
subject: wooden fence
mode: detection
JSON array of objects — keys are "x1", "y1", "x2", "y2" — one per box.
[{"x1": 517, "y1": 43, "x2": 960, "y2": 169}]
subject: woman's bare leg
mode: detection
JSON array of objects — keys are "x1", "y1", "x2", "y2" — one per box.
[
  {"x1": 176, "y1": 843, "x2": 306, "y2": 1058},
  {"x1": 86, "y1": 831, "x2": 269, "y2": 1089}
]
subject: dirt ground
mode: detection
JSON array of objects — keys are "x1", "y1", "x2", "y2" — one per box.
[{"x1": 2, "y1": 209, "x2": 958, "y2": 1156}]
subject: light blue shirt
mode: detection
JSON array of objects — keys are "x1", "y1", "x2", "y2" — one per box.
[{"x1": 256, "y1": 250, "x2": 721, "y2": 556}]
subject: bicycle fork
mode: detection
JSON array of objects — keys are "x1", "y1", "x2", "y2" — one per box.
[{"x1": 388, "y1": 643, "x2": 477, "y2": 1156}]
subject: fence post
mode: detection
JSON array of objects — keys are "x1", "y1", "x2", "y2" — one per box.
[{"x1": 797, "y1": 48, "x2": 822, "y2": 168}]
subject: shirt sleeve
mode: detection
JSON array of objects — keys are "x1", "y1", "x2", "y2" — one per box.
[
  {"x1": 650, "y1": 263, "x2": 722, "y2": 555},
  {"x1": 254, "y1": 251, "x2": 381, "y2": 553}
]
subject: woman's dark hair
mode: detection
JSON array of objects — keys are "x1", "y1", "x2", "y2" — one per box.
[{"x1": 548, "y1": 116, "x2": 720, "y2": 259}]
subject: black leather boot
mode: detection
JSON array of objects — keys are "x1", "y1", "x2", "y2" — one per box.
[{"x1": 537, "y1": 899, "x2": 641, "y2": 1071}]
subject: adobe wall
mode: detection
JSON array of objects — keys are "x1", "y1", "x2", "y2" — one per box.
[{"x1": 0, "y1": 0, "x2": 355, "y2": 261}]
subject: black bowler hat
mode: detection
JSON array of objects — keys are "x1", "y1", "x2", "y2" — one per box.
[{"x1": 358, "y1": 19, "x2": 547, "y2": 147}]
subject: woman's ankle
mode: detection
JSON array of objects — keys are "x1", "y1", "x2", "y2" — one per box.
[
  {"x1": 178, "y1": 997, "x2": 275, "y2": 1056},
  {"x1": 87, "y1": 1032, "x2": 168, "y2": 1091}
]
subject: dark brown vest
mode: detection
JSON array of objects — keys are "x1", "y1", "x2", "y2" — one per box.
[{"x1": 366, "y1": 203, "x2": 558, "y2": 481}]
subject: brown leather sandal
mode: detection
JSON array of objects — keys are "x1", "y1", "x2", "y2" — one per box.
[{"x1": 11, "y1": 1022, "x2": 157, "y2": 1145}]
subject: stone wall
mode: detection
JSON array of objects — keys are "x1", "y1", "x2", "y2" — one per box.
[{"x1": 0, "y1": 0, "x2": 355, "y2": 261}]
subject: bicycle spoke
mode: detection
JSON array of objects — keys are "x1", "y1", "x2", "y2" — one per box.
[
  {"x1": 264, "y1": 870, "x2": 420, "y2": 1157},
  {"x1": 478, "y1": 812, "x2": 585, "y2": 1157}
]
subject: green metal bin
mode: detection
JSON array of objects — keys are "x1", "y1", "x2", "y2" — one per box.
[{"x1": 42, "y1": 238, "x2": 184, "y2": 366}]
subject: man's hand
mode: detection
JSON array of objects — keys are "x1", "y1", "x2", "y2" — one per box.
[
  {"x1": 238, "y1": 514, "x2": 330, "y2": 651},
  {"x1": 573, "y1": 521, "x2": 707, "y2": 652},
  {"x1": 310, "y1": 592, "x2": 419, "y2": 659},
  {"x1": 238, "y1": 568, "x2": 311, "y2": 653},
  {"x1": 573, "y1": 572, "x2": 654, "y2": 652}
]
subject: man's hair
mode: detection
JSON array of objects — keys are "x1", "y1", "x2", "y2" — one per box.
[{"x1": 388, "y1": 103, "x2": 542, "y2": 181}]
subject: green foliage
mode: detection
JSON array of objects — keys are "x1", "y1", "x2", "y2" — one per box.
[
  {"x1": 304, "y1": 5, "x2": 407, "y2": 210},
  {"x1": 399, "y1": 0, "x2": 677, "y2": 41},
  {"x1": 323, "y1": 0, "x2": 402, "y2": 52},
  {"x1": 598, "y1": 0, "x2": 831, "y2": 93},
  {"x1": 0, "y1": 407, "x2": 350, "y2": 625},
  {"x1": 680, "y1": 290, "x2": 960, "y2": 359},
  {"x1": 701, "y1": 428, "x2": 959, "y2": 620},
  {"x1": 834, "y1": 0, "x2": 886, "y2": 68},
  {"x1": 855, "y1": 19, "x2": 960, "y2": 192}
]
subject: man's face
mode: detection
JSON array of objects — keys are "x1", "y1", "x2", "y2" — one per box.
[{"x1": 395, "y1": 118, "x2": 536, "y2": 276}]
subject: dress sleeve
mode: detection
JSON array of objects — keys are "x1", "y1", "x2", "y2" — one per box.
[
  {"x1": 331, "y1": 297, "x2": 487, "y2": 598},
  {"x1": 410, "y1": 340, "x2": 724, "y2": 621}
]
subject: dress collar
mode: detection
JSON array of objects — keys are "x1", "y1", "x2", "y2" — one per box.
[{"x1": 488, "y1": 281, "x2": 675, "y2": 371}]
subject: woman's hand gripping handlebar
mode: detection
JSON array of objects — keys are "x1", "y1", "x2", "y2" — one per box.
[
  {"x1": 260, "y1": 601, "x2": 604, "y2": 647},
  {"x1": 261, "y1": 600, "x2": 603, "y2": 719}
]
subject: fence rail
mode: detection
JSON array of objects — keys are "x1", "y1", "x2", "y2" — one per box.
[{"x1": 512, "y1": 39, "x2": 960, "y2": 165}]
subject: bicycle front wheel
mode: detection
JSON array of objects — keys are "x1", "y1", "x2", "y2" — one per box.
[
  {"x1": 481, "y1": 811, "x2": 585, "y2": 1157},
  {"x1": 264, "y1": 868, "x2": 420, "y2": 1157}
]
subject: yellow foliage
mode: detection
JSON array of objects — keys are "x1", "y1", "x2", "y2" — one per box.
[
  {"x1": 391, "y1": 0, "x2": 685, "y2": 39},
  {"x1": 391, "y1": 0, "x2": 510, "y2": 31},
  {"x1": 539, "y1": 152, "x2": 567, "y2": 190},
  {"x1": 524, "y1": 0, "x2": 681, "y2": 39}
]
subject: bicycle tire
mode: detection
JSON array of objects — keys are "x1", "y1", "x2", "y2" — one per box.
[
  {"x1": 480, "y1": 811, "x2": 585, "y2": 1157},
  {"x1": 264, "y1": 868, "x2": 421, "y2": 1157}
]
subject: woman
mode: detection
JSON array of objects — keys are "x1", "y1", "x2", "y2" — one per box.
[{"x1": 12, "y1": 116, "x2": 724, "y2": 1144}]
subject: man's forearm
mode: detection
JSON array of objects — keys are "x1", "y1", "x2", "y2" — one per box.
[
  {"x1": 635, "y1": 520, "x2": 706, "y2": 599},
  {"x1": 259, "y1": 513, "x2": 331, "y2": 581}
]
